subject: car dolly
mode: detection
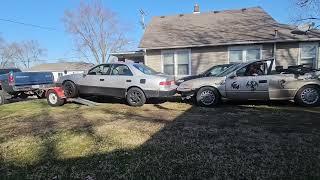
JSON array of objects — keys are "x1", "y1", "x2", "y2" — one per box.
[{"x1": 46, "y1": 87, "x2": 98, "y2": 107}]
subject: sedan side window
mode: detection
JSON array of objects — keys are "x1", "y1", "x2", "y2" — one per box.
[
  {"x1": 237, "y1": 63, "x2": 266, "y2": 77},
  {"x1": 111, "y1": 64, "x2": 133, "y2": 76},
  {"x1": 88, "y1": 65, "x2": 111, "y2": 75}
]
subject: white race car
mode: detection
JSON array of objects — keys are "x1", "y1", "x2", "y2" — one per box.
[{"x1": 177, "y1": 59, "x2": 320, "y2": 107}]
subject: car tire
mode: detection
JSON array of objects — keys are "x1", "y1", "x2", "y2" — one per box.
[
  {"x1": 47, "y1": 90, "x2": 65, "y2": 107},
  {"x1": 196, "y1": 87, "x2": 220, "y2": 107},
  {"x1": 63, "y1": 81, "x2": 79, "y2": 98},
  {"x1": 126, "y1": 87, "x2": 146, "y2": 107},
  {"x1": 0, "y1": 91, "x2": 7, "y2": 105},
  {"x1": 295, "y1": 85, "x2": 320, "y2": 107}
]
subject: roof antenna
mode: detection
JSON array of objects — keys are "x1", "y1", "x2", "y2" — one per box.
[{"x1": 139, "y1": 9, "x2": 147, "y2": 30}]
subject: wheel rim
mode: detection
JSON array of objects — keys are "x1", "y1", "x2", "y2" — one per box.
[
  {"x1": 200, "y1": 90, "x2": 215, "y2": 105},
  {"x1": 64, "y1": 84, "x2": 73, "y2": 96},
  {"x1": 49, "y1": 93, "x2": 58, "y2": 104},
  {"x1": 128, "y1": 91, "x2": 142, "y2": 104},
  {"x1": 301, "y1": 88, "x2": 319, "y2": 105}
]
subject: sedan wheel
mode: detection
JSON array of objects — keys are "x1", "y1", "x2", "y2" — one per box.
[
  {"x1": 200, "y1": 90, "x2": 215, "y2": 106},
  {"x1": 295, "y1": 85, "x2": 320, "y2": 107},
  {"x1": 301, "y1": 88, "x2": 319, "y2": 105},
  {"x1": 63, "y1": 81, "x2": 78, "y2": 98},
  {"x1": 126, "y1": 88, "x2": 146, "y2": 107},
  {"x1": 196, "y1": 87, "x2": 220, "y2": 107}
]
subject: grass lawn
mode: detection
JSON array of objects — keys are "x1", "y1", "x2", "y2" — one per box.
[{"x1": 0, "y1": 99, "x2": 320, "y2": 179}]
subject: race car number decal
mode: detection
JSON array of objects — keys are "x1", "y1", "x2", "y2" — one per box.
[
  {"x1": 246, "y1": 81, "x2": 259, "y2": 91},
  {"x1": 231, "y1": 82, "x2": 240, "y2": 89},
  {"x1": 279, "y1": 79, "x2": 286, "y2": 88}
]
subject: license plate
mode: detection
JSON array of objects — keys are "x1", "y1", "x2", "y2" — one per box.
[{"x1": 31, "y1": 85, "x2": 40, "y2": 88}]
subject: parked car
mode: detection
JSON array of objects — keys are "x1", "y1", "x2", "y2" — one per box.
[
  {"x1": 175, "y1": 63, "x2": 236, "y2": 85},
  {"x1": 177, "y1": 59, "x2": 320, "y2": 107},
  {"x1": 0, "y1": 68, "x2": 54, "y2": 105},
  {"x1": 57, "y1": 62, "x2": 177, "y2": 106}
]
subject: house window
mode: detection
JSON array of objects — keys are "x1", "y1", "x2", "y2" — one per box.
[
  {"x1": 300, "y1": 43, "x2": 318, "y2": 68},
  {"x1": 229, "y1": 46, "x2": 261, "y2": 63},
  {"x1": 163, "y1": 52, "x2": 175, "y2": 75},
  {"x1": 162, "y1": 49, "x2": 191, "y2": 76}
]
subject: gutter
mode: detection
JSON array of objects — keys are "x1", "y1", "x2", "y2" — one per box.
[{"x1": 140, "y1": 38, "x2": 320, "y2": 50}]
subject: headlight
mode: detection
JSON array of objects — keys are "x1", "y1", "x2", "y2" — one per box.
[{"x1": 178, "y1": 83, "x2": 193, "y2": 91}]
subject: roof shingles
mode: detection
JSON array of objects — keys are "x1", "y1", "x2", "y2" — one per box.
[{"x1": 139, "y1": 7, "x2": 320, "y2": 49}]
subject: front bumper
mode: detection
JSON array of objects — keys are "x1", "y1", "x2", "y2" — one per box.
[{"x1": 178, "y1": 90, "x2": 196, "y2": 98}]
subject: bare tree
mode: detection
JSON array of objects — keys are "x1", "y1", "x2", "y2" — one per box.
[
  {"x1": 0, "y1": 38, "x2": 46, "y2": 69},
  {"x1": 63, "y1": 0, "x2": 129, "y2": 64},
  {"x1": 13, "y1": 40, "x2": 46, "y2": 69},
  {"x1": 0, "y1": 42, "x2": 16, "y2": 68},
  {"x1": 293, "y1": 0, "x2": 320, "y2": 26}
]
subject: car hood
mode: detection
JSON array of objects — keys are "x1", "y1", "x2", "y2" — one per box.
[
  {"x1": 178, "y1": 76, "x2": 226, "y2": 91},
  {"x1": 176, "y1": 74, "x2": 203, "y2": 85}
]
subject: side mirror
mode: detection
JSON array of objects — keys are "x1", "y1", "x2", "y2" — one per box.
[
  {"x1": 229, "y1": 74, "x2": 236, "y2": 79},
  {"x1": 83, "y1": 73, "x2": 87, "y2": 77},
  {"x1": 229, "y1": 72, "x2": 237, "y2": 79}
]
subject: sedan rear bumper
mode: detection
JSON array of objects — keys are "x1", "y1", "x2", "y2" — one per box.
[{"x1": 145, "y1": 89, "x2": 177, "y2": 98}]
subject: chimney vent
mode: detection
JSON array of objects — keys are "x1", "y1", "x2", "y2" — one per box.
[
  {"x1": 193, "y1": 4, "x2": 200, "y2": 14},
  {"x1": 274, "y1": 29, "x2": 279, "y2": 39}
]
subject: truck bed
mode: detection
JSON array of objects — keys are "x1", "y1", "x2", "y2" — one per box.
[{"x1": 0, "y1": 71, "x2": 54, "y2": 93}]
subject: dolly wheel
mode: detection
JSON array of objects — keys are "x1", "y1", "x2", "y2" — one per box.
[{"x1": 47, "y1": 90, "x2": 65, "y2": 107}]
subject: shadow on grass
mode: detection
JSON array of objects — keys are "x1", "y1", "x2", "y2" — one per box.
[{"x1": 1, "y1": 101, "x2": 320, "y2": 179}]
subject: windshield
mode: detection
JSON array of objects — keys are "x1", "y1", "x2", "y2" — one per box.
[
  {"x1": 203, "y1": 64, "x2": 234, "y2": 76},
  {"x1": 217, "y1": 64, "x2": 242, "y2": 77},
  {"x1": 133, "y1": 64, "x2": 158, "y2": 75}
]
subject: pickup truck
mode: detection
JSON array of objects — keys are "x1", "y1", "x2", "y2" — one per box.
[{"x1": 0, "y1": 68, "x2": 55, "y2": 105}]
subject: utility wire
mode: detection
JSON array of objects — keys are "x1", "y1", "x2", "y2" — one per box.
[{"x1": 0, "y1": 18, "x2": 57, "y2": 31}]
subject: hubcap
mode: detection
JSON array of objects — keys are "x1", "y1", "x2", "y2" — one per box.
[
  {"x1": 49, "y1": 93, "x2": 58, "y2": 104},
  {"x1": 200, "y1": 90, "x2": 215, "y2": 105},
  {"x1": 129, "y1": 91, "x2": 142, "y2": 104},
  {"x1": 301, "y1": 88, "x2": 319, "y2": 105}
]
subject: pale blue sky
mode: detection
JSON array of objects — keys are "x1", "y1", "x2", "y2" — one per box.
[{"x1": 0, "y1": 0, "x2": 294, "y2": 63}]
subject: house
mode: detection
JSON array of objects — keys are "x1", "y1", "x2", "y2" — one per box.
[
  {"x1": 139, "y1": 5, "x2": 320, "y2": 77},
  {"x1": 28, "y1": 62, "x2": 94, "y2": 81}
]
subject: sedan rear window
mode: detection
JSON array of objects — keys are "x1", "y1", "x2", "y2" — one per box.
[{"x1": 133, "y1": 64, "x2": 158, "y2": 75}]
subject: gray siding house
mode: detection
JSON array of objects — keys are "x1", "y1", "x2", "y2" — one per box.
[{"x1": 139, "y1": 6, "x2": 320, "y2": 78}]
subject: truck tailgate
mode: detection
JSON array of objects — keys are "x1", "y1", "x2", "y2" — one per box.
[{"x1": 14, "y1": 72, "x2": 54, "y2": 86}]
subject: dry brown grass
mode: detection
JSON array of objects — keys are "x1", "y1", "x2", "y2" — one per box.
[{"x1": 0, "y1": 99, "x2": 320, "y2": 179}]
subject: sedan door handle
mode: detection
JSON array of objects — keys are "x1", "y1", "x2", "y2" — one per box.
[
  {"x1": 259, "y1": 80, "x2": 267, "y2": 83},
  {"x1": 126, "y1": 79, "x2": 132, "y2": 82},
  {"x1": 100, "y1": 79, "x2": 105, "y2": 81}
]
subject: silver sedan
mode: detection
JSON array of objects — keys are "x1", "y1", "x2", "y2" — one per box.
[{"x1": 57, "y1": 62, "x2": 177, "y2": 106}]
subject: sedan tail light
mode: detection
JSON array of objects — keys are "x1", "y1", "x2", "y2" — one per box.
[{"x1": 159, "y1": 80, "x2": 174, "y2": 86}]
